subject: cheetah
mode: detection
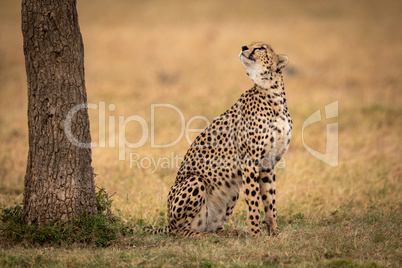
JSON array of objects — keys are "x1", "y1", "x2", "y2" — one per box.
[{"x1": 145, "y1": 42, "x2": 292, "y2": 237}]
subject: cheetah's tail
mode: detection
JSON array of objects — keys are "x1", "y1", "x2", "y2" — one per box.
[{"x1": 143, "y1": 226, "x2": 171, "y2": 235}]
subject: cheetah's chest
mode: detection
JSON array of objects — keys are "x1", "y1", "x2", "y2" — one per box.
[{"x1": 269, "y1": 113, "x2": 291, "y2": 160}]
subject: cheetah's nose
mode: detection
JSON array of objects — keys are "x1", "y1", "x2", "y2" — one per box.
[{"x1": 242, "y1": 46, "x2": 248, "y2": 51}]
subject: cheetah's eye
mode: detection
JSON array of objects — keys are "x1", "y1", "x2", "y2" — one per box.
[
  {"x1": 249, "y1": 47, "x2": 265, "y2": 60},
  {"x1": 253, "y1": 47, "x2": 265, "y2": 52}
]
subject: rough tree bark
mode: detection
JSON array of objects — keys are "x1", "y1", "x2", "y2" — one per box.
[{"x1": 21, "y1": 0, "x2": 97, "y2": 225}]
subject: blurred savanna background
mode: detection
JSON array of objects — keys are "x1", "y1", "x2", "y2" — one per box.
[{"x1": 0, "y1": 0, "x2": 401, "y2": 266}]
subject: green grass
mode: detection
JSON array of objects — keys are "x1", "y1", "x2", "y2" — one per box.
[
  {"x1": 0, "y1": 187, "x2": 128, "y2": 248},
  {"x1": 1, "y1": 195, "x2": 400, "y2": 266}
]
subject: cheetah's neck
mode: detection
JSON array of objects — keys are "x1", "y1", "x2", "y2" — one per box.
[{"x1": 255, "y1": 71, "x2": 287, "y2": 114}]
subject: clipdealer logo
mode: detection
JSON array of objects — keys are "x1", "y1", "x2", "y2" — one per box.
[
  {"x1": 302, "y1": 101, "x2": 339, "y2": 167},
  {"x1": 64, "y1": 101, "x2": 339, "y2": 170}
]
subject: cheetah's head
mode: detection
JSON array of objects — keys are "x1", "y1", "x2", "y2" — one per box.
[{"x1": 239, "y1": 42, "x2": 288, "y2": 88}]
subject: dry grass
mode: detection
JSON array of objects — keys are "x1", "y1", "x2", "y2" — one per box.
[{"x1": 0, "y1": 0, "x2": 401, "y2": 266}]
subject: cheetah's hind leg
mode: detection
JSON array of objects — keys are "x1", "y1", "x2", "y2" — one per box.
[{"x1": 169, "y1": 176, "x2": 212, "y2": 237}]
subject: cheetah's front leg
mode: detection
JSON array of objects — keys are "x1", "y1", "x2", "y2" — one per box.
[
  {"x1": 259, "y1": 167, "x2": 279, "y2": 236},
  {"x1": 242, "y1": 164, "x2": 262, "y2": 237}
]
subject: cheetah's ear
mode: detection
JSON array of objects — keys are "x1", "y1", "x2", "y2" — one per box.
[{"x1": 277, "y1": 54, "x2": 289, "y2": 69}]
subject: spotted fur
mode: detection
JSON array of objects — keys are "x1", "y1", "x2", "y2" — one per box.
[{"x1": 145, "y1": 42, "x2": 292, "y2": 237}]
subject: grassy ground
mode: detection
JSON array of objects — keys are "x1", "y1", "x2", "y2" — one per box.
[{"x1": 0, "y1": 0, "x2": 401, "y2": 266}]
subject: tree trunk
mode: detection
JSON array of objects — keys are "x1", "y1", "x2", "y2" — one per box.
[{"x1": 21, "y1": 0, "x2": 97, "y2": 225}]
